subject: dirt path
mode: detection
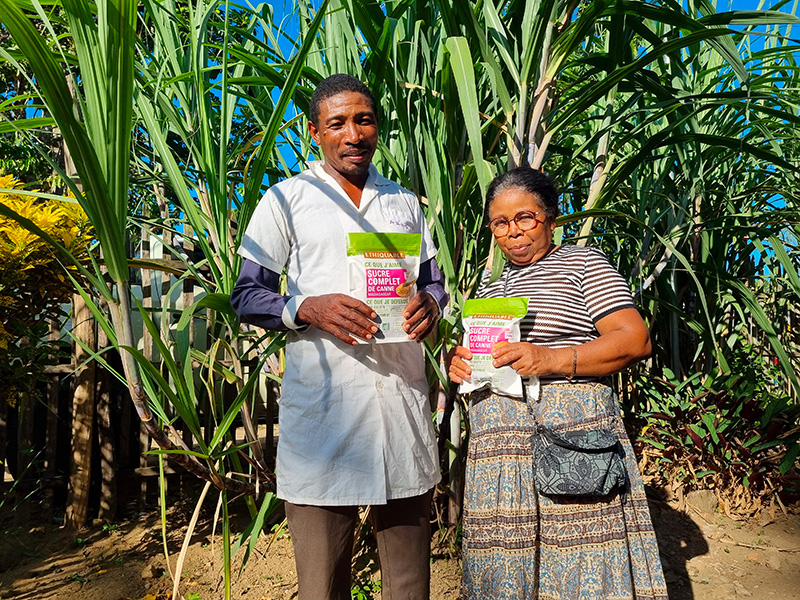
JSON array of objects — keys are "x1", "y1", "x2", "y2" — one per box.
[
  {"x1": 1, "y1": 496, "x2": 799, "y2": 599},
  {"x1": 650, "y1": 497, "x2": 800, "y2": 600}
]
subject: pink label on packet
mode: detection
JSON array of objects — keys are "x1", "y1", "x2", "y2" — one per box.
[
  {"x1": 468, "y1": 327, "x2": 510, "y2": 354},
  {"x1": 366, "y1": 268, "x2": 407, "y2": 298}
]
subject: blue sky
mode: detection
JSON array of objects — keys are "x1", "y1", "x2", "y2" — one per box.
[{"x1": 254, "y1": 0, "x2": 795, "y2": 68}]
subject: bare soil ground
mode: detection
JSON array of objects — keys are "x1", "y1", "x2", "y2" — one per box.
[{"x1": 1, "y1": 492, "x2": 799, "y2": 600}]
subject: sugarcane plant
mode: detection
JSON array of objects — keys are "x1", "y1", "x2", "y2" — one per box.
[
  {"x1": 0, "y1": 0, "x2": 330, "y2": 595},
  {"x1": 313, "y1": 0, "x2": 800, "y2": 518}
]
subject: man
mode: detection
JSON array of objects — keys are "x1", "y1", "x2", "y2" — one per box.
[{"x1": 231, "y1": 74, "x2": 448, "y2": 600}]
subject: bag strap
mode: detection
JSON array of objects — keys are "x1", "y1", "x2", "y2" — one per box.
[{"x1": 536, "y1": 424, "x2": 619, "y2": 453}]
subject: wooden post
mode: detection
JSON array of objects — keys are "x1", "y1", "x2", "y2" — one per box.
[
  {"x1": 179, "y1": 228, "x2": 195, "y2": 494},
  {"x1": 248, "y1": 359, "x2": 262, "y2": 460},
  {"x1": 203, "y1": 378, "x2": 213, "y2": 447},
  {"x1": 265, "y1": 375, "x2": 276, "y2": 469},
  {"x1": 96, "y1": 308, "x2": 117, "y2": 522},
  {"x1": 181, "y1": 226, "x2": 194, "y2": 451},
  {"x1": 0, "y1": 385, "x2": 7, "y2": 487},
  {"x1": 118, "y1": 368, "x2": 132, "y2": 470},
  {"x1": 157, "y1": 198, "x2": 171, "y2": 507},
  {"x1": 43, "y1": 320, "x2": 63, "y2": 521},
  {"x1": 139, "y1": 222, "x2": 153, "y2": 509},
  {"x1": 223, "y1": 380, "x2": 236, "y2": 446},
  {"x1": 447, "y1": 401, "x2": 463, "y2": 525},
  {"x1": 66, "y1": 294, "x2": 96, "y2": 529},
  {"x1": 15, "y1": 389, "x2": 35, "y2": 524}
]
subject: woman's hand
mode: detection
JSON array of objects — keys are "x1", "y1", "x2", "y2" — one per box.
[
  {"x1": 491, "y1": 307, "x2": 652, "y2": 378},
  {"x1": 491, "y1": 342, "x2": 559, "y2": 377},
  {"x1": 446, "y1": 346, "x2": 473, "y2": 383}
]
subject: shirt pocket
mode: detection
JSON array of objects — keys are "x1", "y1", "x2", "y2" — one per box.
[
  {"x1": 379, "y1": 202, "x2": 416, "y2": 234},
  {"x1": 293, "y1": 336, "x2": 356, "y2": 388}
]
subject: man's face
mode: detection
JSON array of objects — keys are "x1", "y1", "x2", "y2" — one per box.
[{"x1": 308, "y1": 91, "x2": 378, "y2": 183}]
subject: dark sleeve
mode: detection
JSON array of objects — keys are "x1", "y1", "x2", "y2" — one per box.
[
  {"x1": 417, "y1": 257, "x2": 449, "y2": 313},
  {"x1": 230, "y1": 258, "x2": 291, "y2": 331}
]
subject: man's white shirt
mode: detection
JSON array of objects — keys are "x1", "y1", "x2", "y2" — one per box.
[{"x1": 238, "y1": 161, "x2": 441, "y2": 505}]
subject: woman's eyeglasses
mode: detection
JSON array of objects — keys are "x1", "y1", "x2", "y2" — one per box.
[{"x1": 488, "y1": 211, "x2": 544, "y2": 236}]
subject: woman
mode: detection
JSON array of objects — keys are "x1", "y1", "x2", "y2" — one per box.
[{"x1": 448, "y1": 168, "x2": 667, "y2": 600}]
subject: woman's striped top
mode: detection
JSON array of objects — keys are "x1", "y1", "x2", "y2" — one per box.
[{"x1": 476, "y1": 244, "x2": 636, "y2": 385}]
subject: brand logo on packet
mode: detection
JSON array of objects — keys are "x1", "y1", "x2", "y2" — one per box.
[
  {"x1": 364, "y1": 251, "x2": 406, "y2": 259},
  {"x1": 470, "y1": 313, "x2": 513, "y2": 320}
]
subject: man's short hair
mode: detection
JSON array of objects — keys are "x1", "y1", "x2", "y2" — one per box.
[{"x1": 308, "y1": 74, "x2": 378, "y2": 124}]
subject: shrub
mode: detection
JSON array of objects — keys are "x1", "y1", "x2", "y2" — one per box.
[
  {"x1": 0, "y1": 174, "x2": 93, "y2": 342},
  {"x1": 0, "y1": 174, "x2": 93, "y2": 405},
  {"x1": 632, "y1": 342, "x2": 800, "y2": 519}
]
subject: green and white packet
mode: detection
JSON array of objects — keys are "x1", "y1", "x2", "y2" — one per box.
[
  {"x1": 459, "y1": 297, "x2": 538, "y2": 398},
  {"x1": 346, "y1": 232, "x2": 421, "y2": 343}
]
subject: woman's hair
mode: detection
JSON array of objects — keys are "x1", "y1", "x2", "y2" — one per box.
[{"x1": 485, "y1": 167, "x2": 560, "y2": 222}]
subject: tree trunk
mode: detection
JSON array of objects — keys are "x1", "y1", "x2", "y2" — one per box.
[{"x1": 66, "y1": 294, "x2": 96, "y2": 529}]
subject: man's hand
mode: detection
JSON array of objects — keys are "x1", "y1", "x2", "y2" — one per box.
[
  {"x1": 296, "y1": 294, "x2": 378, "y2": 346},
  {"x1": 446, "y1": 346, "x2": 472, "y2": 383},
  {"x1": 402, "y1": 291, "x2": 439, "y2": 342}
]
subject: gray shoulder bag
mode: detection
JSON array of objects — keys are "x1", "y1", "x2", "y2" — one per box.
[
  {"x1": 530, "y1": 423, "x2": 628, "y2": 497},
  {"x1": 524, "y1": 379, "x2": 628, "y2": 498}
]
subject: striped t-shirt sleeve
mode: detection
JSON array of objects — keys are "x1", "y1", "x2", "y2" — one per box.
[{"x1": 582, "y1": 247, "x2": 636, "y2": 323}]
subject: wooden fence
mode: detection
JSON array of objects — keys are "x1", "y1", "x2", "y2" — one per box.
[{"x1": 0, "y1": 226, "x2": 279, "y2": 529}]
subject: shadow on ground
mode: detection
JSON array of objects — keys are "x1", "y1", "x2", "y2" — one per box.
[{"x1": 648, "y1": 496, "x2": 709, "y2": 600}]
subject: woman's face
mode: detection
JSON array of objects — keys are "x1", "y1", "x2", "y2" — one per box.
[{"x1": 489, "y1": 187, "x2": 556, "y2": 266}]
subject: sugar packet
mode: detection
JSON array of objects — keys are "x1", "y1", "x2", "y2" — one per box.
[
  {"x1": 458, "y1": 297, "x2": 533, "y2": 397},
  {"x1": 346, "y1": 232, "x2": 421, "y2": 343}
]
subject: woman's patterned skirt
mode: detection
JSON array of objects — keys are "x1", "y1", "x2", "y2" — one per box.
[{"x1": 461, "y1": 383, "x2": 668, "y2": 600}]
